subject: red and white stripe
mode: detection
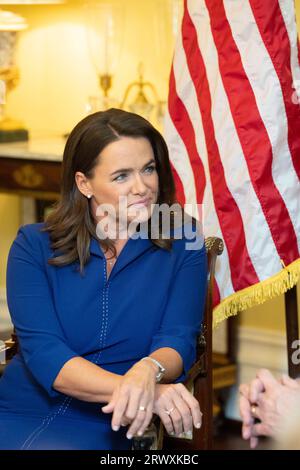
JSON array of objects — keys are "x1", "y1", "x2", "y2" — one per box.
[{"x1": 164, "y1": 0, "x2": 300, "y2": 312}]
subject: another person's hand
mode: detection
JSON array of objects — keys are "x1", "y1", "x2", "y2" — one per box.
[
  {"x1": 239, "y1": 371, "x2": 266, "y2": 449},
  {"x1": 239, "y1": 369, "x2": 300, "y2": 448},
  {"x1": 153, "y1": 383, "x2": 202, "y2": 437},
  {"x1": 101, "y1": 359, "x2": 157, "y2": 439}
]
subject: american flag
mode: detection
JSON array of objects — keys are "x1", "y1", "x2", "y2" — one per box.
[{"x1": 165, "y1": 0, "x2": 300, "y2": 326}]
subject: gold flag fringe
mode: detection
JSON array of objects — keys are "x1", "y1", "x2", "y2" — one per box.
[{"x1": 213, "y1": 258, "x2": 300, "y2": 329}]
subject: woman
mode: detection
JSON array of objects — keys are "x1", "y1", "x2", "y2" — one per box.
[{"x1": 0, "y1": 108, "x2": 207, "y2": 450}]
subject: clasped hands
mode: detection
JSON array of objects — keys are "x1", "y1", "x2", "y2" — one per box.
[
  {"x1": 101, "y1": 359, "x2": 202, "y2": 440},
  {"x1": 239, "y1": 368, "x2": 300, "y2": 449}
]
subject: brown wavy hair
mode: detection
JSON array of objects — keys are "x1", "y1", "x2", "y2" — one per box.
[{"x1": 42, "y1": 108, "x2": 181, "y2": 273}]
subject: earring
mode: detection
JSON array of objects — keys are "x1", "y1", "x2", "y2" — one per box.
[{"x1": 87, "y1": 194, "x2": 92, "y2": 199}]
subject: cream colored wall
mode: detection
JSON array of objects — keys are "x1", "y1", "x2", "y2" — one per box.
[
  {"x1": 0, "y1": 195, "x2": 20, "y2": 288},
  {"x1": 296, "y1": 0, "x2": 300, "y2": 31}
]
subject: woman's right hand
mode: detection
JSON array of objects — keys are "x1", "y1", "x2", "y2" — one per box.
[
  {"x1": 153, "y1": 383, "x2": 202, "y2": 437},
  {"x1": 101, "y1": 359, "x2": 157, "y2": 439}
]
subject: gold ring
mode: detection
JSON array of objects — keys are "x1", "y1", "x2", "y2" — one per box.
[
  {"x1": 250, "y1": 404, "x2": 257, "y2": 416},
  {"x1": 139, "y1": 405, "x2": 146, "y2": 412},
  {"x1": 165, "y1": 407, "x2": 175, "y2": 416}
]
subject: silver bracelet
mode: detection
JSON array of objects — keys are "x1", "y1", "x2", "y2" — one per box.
[{"x1": 141, "y1": 357, "x2": 166, "y2": 383}]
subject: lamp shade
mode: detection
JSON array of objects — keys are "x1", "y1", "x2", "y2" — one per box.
[
  {"x1": 0, "y1": 1, "x2": 64, "y2": 4},
  {"x1": 0, "y1": 9, "x2": 27, "y2": 31}
]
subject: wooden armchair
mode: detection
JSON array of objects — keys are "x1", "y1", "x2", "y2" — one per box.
[
  {"x1": 2, "y1": 237, "x2": 224, "y2": 451},
  {"x1": 2, "y1": 330, "x2": 18, "y2": 364},
  {"x1": 132, "y1": 236, "x2": 224, "y2": 450}
]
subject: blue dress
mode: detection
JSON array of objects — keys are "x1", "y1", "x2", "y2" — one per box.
[{"x1": 0, "y1": 222, "x2": 207, "y2": 450}]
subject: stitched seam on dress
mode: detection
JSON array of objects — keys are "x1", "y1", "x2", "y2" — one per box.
[
  {"x1": 91, "y1": 261, "x2": 107, "y2": 365},
  {"x1": 101, "y1": 281, "x2": 109, "y2": 352},
  {"x1": 20, "y1": 395, "x2": 70, "y2": 450},
  {"x1": 22, "y1": 260, "x2": 109, "y2": 449}
]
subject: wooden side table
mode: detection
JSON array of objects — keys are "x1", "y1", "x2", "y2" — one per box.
[{"x1": 0, "y1": 137, "x2": 64, "y2": 201}]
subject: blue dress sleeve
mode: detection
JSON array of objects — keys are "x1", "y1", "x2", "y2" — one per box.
[
  {"x1": 148, "y1": 239, "x2": 207, "y2": 383},
  {"x1": 6, "y1": 226, "x2": 79, "y2": 398}
]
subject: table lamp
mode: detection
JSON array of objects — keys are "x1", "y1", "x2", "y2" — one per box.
[{"x1": 0, "y1": 8, "x2": 28, "y2": 142}]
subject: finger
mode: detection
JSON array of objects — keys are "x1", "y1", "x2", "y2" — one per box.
[
  {"x1": 157, "y1": 399, "x2": 176, "y2": 436},
  {"x1": 250, "y1": 436, "x2": 259, "y2": 449},
  {"x1": 125, "y1": 389, "x2": 152, "y2": 437},
  {"x1": 250, "y1": 404, "x2": 261, "y2": 421},
  {"x1": 176, "y1": 384, "x2": 202, "y2": 429},
  {"x1": 242, "y1": 423, "x2": 252, "y2": 440},
  {"x1": 132, "y1": 403, "x2": 153, "y2": 438},
  {"x1": 168, "y1": 408, "x2": 184, "y2": 436},
  {"x1": 111, "y1": 392, "x2": 130, "y2": 430},
  {"x1": 172, "y1": 393, "x2": 193, "y2": 433},
  {"x1": 101, "y1": 401, "x2": 115, "y2": 414},
  {"x1": 256, "y1": 369, "x2": 278, "y2": 391},
  {"x1": 126, "y1": 403, "x2": 152, "y2": 439},
  {"x1": 252, "y1": 422, "x2": 271, "y2": 437},
  {"x1": 102, "y1": 393, "x2": 118, "y2": 414},
  {"x1": 280, "y1": 374, "x2": 299, "y2": 389},
  {"x1": 124, "y1": 388, "x2": 144, "y2": 422},
  {"x1": 136, "y1": 392, "x2": 155, "y2": 437},
  {"x1": 121, "y1": 418, "x2": 131, "y2": 427},
  {"x1": 249, "y1": 377, "x2": 265, "y2": 404},
  {"x1": 137, "y1": 406, "x2": 153, "y2": 437},
  {"x1": 239, "y1": 383, "x2": 250, "y2": 398},
  {"x1": 239, "y1": 394, "x2": 253, "y2": 426},
  {"x1": 160, "y1": 412, "x2": 175, "y2": 436}
]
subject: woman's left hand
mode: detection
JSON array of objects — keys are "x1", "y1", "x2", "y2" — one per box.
[
  {"x1": 153, "y1": 383, "x2": 202, "y2": 436},
  {"x1": 101, "y1": 359, "x2": 157, "y2": 438}
]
